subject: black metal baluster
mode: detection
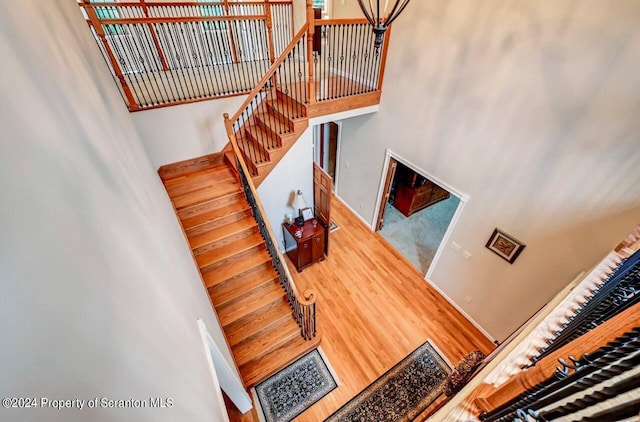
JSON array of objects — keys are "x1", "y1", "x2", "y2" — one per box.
[
  {"x1": 184, "y1": 21, "x2": 206, "y2": 98},
  {"x1": 132, "y1": 23, "x2": 163, "y2": 106},
  {"x1": 115, "y1": 24, "x2": 149, "y2": 107},
  {"x1": 158, "y1": 20, "x2": 182, "y2": 101},
  {"x1": 211, "y1": 21, "x2": 233, "y2": 95},
  {"x1": 165, "y1": 15, "x2": 192, "y2": 100}
]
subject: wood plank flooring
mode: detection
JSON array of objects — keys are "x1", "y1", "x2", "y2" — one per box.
[{"x1": 226, "y1": 196, "x2": 494, "y2": 421}]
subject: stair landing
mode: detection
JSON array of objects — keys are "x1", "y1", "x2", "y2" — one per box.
[{"x1": 159, "y1": 155, "x2": 320, "y2": 387}]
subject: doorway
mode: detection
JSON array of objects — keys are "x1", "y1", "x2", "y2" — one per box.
[
  {"x1": 313, "y1": 121, "x2": 340, "y2": 194},
  {"x1": 374, "y1": 152, "x2": 466, "y2": 277}
]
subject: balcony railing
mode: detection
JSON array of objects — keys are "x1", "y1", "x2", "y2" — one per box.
[{"x1": 79, "y1": 0, "x2": 293, "y2": 110}]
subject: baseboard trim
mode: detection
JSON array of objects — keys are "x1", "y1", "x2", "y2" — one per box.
[
  {"x1": 333, "y1": 195, "x2": 373, "y2": 230},
  {"x1": 424, "y1": 278, "x2": 497, "y2": 344}
]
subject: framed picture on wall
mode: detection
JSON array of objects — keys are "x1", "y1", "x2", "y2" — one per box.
[
  {"x1": 486, "y1": 228, "x2": 526, "y2": 264},
  {"x1": 301, "y1": 207, "x2": 314, "y2": 221}
]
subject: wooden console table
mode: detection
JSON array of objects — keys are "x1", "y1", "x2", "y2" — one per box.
[{"x1": 282, "y1": 220, "x2": 325, "y2": 272}]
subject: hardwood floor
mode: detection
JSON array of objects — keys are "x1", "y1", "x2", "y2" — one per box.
[{"x1": 227, "y1": 196, "x2": 494, "y2": 421}]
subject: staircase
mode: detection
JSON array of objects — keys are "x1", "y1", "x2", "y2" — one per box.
[
  {"x1": 160, "y1": 155, "x2": 320, "y2": 387},
  {"x1": 224, "y1": 89, "x2": 309, "y2": 187}
]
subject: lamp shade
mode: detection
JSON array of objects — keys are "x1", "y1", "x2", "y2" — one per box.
[{"x1": 291, "y1": 190, "x2": 308, "y2": 210}]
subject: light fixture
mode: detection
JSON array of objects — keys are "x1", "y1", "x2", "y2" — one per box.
[
  {"x1": 357, "y1": 0, "x2": 412, "y2": 48},
  {"x1": 291, "y1": 190, "x2": 308, "y2": 227}
]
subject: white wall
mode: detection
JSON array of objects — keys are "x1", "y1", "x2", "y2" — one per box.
[
  {"x1": 331, "y1": 0, "x2": 363, "y2": 19},
  {"x1": 258, "y1": 127, "x2": 315, "y2": 251},
  {"x1": 337, "y1": 0, "x2": 640, "y2": 341},
  {"x1": 131, "y1": 96, "x2": 246, "y2": 169},
  {"x1": 0, "y1": 2, "x2": 236, "y2": 421}
]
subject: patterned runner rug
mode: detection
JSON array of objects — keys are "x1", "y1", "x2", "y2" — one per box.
[
  {"x1": 255, "y1": 349, "x2": 337, "y2": 422},
  {"x1": 325, "y1": 340, "x2": 451, "y2": 422}
]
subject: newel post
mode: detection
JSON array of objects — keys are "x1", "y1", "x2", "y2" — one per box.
[
  {"x1": 83, "y1": 0, "x2": 139, "y2": 111},
  {"x1": 265, "y1": 0, "x2": 276, "y2": 63},
  {"x1": 306, "y1": 0, "x2": 315, "y2": 104}
]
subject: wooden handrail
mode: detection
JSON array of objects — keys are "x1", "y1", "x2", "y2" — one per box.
[
  {"x1": 82, "y1": 1, "x2": 290, "y2": 8},
  {"x1": 229, "y1": 23, "x2": 309, "y2": 123},
  {"x1": 96, "y1": 15, "x2": 267, "y2": 25},
  {"x1": 315, "y1": 18, "x2": 369, "y2": 25},
  {"x1": 223, "y1": 113, "x2": 317, "y2": 339}
]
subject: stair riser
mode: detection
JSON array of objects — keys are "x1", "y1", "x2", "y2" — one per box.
[
  {"x1": 218, "y1": 286, "x2": 287, "y2": 328},
  {"x1": 206, "y1": 260, "x2": 274, "y2": 291},
  {"x1": 200, "y1": 244, "x2": 268, "y2": 275},
  {"x1": 227, "y1": 311, "x2": 291, "y2": 347},
  {"x1": 210, "y1": 273, "x2": 280, "y2": 308},
  {"x1": 178, "y1": 191, "x2": 245, "y2": 220},
  {"x1": 275, "y1": 90, "x2": 308, "y2": 117},
  {"x1": 193, "y1": 226, "x2": 261, "y2": 257},
  {"x1": 165, "y1": 171, "x2": 236, "y2": 198},
  {"x1": 255, "y1": 113, "x2": 293, "y2": 136},
  {"x1": 234, "y1": 329, "x2": 299, "y2": 368},
  {"x1": 185, "y1": 208, "x2": 252, "y2": 238},
  {"x1": 267, "y1": 105, "x2": 299, "y2": 126}
]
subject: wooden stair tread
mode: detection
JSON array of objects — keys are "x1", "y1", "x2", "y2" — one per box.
[
  {"x1": 255, "y1": 111, "x2": 292, "y2": 136},
  {"x1": 239, "y1": 330, "x2": 322, "y2": 388},
  {"x1": 195, "y1": 232, "x2": 265, "y2": 269},
  {"x1": 217, "y1": 282, "x2": 286, "y2": 328},
  {"x1": 164, "y1": 164, "x2": 236, "y2": 197},
  {"x1": 203, "y1": 249, "x2": 273, "y2": 289},
  {"x1": 177, "y1": 191, "x2": 245, "y2": 220},
  {"x1": 245, "y1": 125, "x2": 282, "y2": 151},
  {"x1": 181, "y1": 198, "x2": 250, "y2": 230},
  {"x1": 172, "y1": 182, "x2": 243, "y2": 210},
  {"x1": 224, "y1": 299, "x2": 292, "y2": 347},
  {"x1": 158, "y1": 153, "x2": 223, "y2": 181},
  {"x1": 189, "y1": 215, "x2": 258, "y2": 250},
  {"x1": 210, "y1": 266, "x2": 279, "y2": 307},
  {"x1": 233, "y1": 321, "x2": 300, "y2": 367},
  {"x1": 267, "y1": 97, "x2": 306, "y2": 120}
]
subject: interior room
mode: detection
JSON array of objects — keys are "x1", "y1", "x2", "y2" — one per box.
[
  {"x1": 377, "y1": 160, "x2": 461, "y2": 274},
  {"x1": 3, "y1": 1, "x2": 640, "y2": 422}
]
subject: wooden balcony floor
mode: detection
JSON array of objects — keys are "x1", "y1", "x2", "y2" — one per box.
[{"x1": 226, "y1": 196, "x2": 494, "y2": 421}]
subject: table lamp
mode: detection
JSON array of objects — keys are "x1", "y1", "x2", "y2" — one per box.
[{"x1": 291, "y1": 190, "x2": 307, "y2": 226}]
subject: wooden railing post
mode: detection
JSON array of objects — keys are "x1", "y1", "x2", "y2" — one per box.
[
  {"x1": 265, "y1": 0, "x2": 276, "y2": 63},
  {"x1": 377, "y1": 26, "x2": 391, "y2": 91},
  {"x1": 82, "y1": 0, "x2": 139, "y2": 111},
  {"x1": 139, "y1": 0, "x2": 170, "y2": 71},
  {"x1": 306, "y1": 0, "x2": 315, "y2": 104}
]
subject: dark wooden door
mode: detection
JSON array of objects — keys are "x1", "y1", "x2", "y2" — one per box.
[
  {"x1": 313, "y1": 163, "x2": 332, "y2": 255},
  {"x1": 375, "y1": 158, "x2": 397, "y2": 231}
]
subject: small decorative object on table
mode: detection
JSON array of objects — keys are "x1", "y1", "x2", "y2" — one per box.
[
  {"x1": 294, "y1": 228, "x2": 303, "y2": 239},
  {"x1": 285, "y1": 214, "x2": 294, "y2": 226},
  {"x1": 312, "y1": 218, "x2": 318, "y2": 228},
  {"x1": 486, "y1": 228, "x2": 526, "y2": 264},
  {"x1": 301, "y1": 207, "x2": 314, "y2": 222}
]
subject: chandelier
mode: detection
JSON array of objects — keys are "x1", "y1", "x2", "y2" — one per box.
[{"x1": 357, "y1": 0, "x2": 412, "y2": 47}]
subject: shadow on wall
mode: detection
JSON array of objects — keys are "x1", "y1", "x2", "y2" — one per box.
[{"x1": 479, "y1": 203, "x2": 640, "y2": 341}]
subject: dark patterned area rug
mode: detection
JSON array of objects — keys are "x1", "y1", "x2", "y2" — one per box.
[
  {"x1": 324, "y1": 341, "x2": 451, "y2": 422},
  {"x1": 255, "y1": 350, "x2": 337, "y2": 422}
]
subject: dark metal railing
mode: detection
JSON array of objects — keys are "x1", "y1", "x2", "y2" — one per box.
[
  {"x1": 79, "y1": 0, "x2": 293, "y2": 110},
  {"x1": 235, "y1": 155, "x2": 317, "y2": 340},
  {"x1": 221, "y1": 24, "x2": 317, "y2": 341},
  {"x1": 313, "y1": 19, "x2": 386, "y2": 102},
  {"x1": 480, "y1": 327, "x2": 640, "y2": 422},
  {"x1": 531, "y1": 249, "x2": 640, "y2": 365}
]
